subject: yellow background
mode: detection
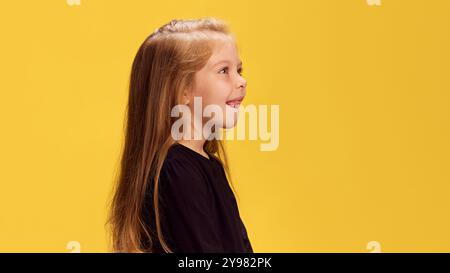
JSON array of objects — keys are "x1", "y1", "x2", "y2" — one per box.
[{"x1": 1, "y1": 0, "x2": 449, "y2": 252}]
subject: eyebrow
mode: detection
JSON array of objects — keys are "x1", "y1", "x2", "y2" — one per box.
[{"x1": 213, "y1": 59, "x2": 243, "y2": 67}]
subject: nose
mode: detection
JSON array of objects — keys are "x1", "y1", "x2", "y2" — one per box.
[{"x1": 237, "y1": 76, "x2": 247, "y2": 90}]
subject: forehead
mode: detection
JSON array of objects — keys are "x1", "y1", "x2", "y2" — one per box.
[{"x1": 207, "y1": 35, "x2": 241, "y2": 66}]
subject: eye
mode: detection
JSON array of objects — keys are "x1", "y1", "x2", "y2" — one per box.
[
  {"x1": 218, "y1": 66, "x2": 243, "y2": 76},
  {"x1": 219, "y1": 67, "x2": 229, "y2": 74}
]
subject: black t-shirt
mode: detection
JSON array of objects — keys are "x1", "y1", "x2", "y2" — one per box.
[{"x1": 142, "y1": 142, "x2": 253, "y2": 253}]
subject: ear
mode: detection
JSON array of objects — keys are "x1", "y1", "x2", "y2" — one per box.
[{"x1": 182, "y1": 87, "x2": 192, "y2": 105}]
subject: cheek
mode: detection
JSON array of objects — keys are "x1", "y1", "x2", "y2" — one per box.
[
  {"x1": 192, "y1": 74, "x2": 240, "y2": 129},
  {"x1": 195, "y1": 77, "x2": 231, "y2": 107}
]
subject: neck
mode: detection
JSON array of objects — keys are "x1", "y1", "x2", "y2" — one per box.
[
  {"x1": 177, "y1": 119, "x2": 211, "y2": 159},
  {"x1": 177, "y1": 139, "x2": 208, "y2": 158}
]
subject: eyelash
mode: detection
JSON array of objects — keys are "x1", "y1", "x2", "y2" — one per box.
[{"x1": 219, "y1": 67, "x2": 243, "y2": 76}]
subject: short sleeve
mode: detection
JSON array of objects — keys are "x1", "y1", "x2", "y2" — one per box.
[{"x1": 157, "y1": 158, "x2": 224, "y2": 253}]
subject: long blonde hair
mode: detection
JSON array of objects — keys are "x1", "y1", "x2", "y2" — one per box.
[{"x1": 107, "y1": 18, "x2": 236, "y2": 253}]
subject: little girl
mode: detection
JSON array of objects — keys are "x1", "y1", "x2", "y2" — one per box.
[{"x1": 108, "y1": 18, "x2": 252, "y2": 253}]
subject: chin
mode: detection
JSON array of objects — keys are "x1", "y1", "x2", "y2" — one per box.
[
  {"x1": 222, "y1": 122, "x2": 237, "y2": 129},
  {"x1": 222, "y1": 116, "x2": 239, "y2": 129},
  {"x1": 222, "y1": 106, "x2": 239, "y2": 129}
]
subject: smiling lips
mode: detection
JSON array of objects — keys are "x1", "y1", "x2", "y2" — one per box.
[{"x1": 226, "y1": 96, "x2": 244, "y2": 109}]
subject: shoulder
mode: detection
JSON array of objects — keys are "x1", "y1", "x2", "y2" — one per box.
[
  {"x1": 162, "y1": 144, "x2": 200, "y2": 173},
  {"x1": 158, "y1": 144, "x2": 207, "y2": 192}
]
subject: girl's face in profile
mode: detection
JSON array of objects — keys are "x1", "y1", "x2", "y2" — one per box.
[{"x1": 187, "y1": 35, "x2": 247, "y2": 130}]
